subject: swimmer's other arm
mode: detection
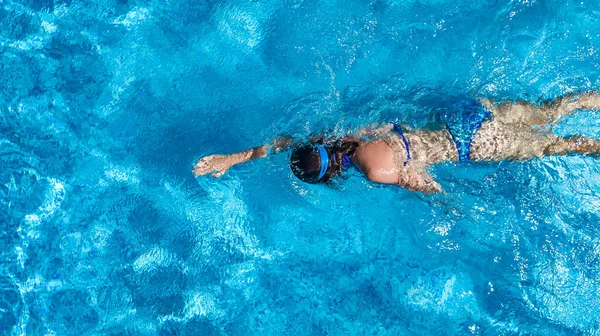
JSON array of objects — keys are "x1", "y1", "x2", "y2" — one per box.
[
  {"x1": 397, "y1": 168, "x2": 443, "y2": 195},
  {"x1": 193, "y1": 137, "x2": 293, "y2": 177}
]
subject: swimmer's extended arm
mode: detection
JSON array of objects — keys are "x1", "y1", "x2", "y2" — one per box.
[{"x1": 193, "y1": 137, "x2": 293, "y2": 178}]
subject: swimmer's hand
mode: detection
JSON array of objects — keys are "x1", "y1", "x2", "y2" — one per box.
[
  {"x1": 193, "y1": 154, "x2": 236, "y2": 178},
  {"x1": 193, "y1": 137, "x2": 295, "y2": 178},
  {"x1": 193, "y1": 144, "x2": 275, "y2": 178}
]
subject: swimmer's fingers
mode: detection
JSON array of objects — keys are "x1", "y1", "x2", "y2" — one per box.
[
  {"x1": 211, "y1": 167, "x2": 229, "y2": 178},
  {"x1": 192, "y1": 166, "x2": 211, "y2": 177},
  {"x1": 193, "y1": 160, "x2": 213, "y2": 176},
  {"x1": 193, "y1": 154, "x2": 234, "y2": 178},
  {"x1": 193, "y1": 165, "x2": 228, "y2": 178},
  {"x1": 192, "y1": 166, "x2": 226, "y2": 177},
  {"x1": 193, "y1": 155, "x2": 223, "y2": 176}
]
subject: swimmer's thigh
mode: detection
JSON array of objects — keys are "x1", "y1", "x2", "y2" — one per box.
[{"x1": 470, "y1": 119, "x2": 551, "y2": 161}]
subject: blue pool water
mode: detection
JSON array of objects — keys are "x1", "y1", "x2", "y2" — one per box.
[{"x1": 2, "y1": 0, "x2": 600, "y2": 334}]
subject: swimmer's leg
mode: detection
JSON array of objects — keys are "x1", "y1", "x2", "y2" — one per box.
[
  {"x1": 482, "y1": 92, "x2": 600, "y2": 127},
  {"x1": 483, "y1": 99, "x2": 551, "y2": 126},
  {"x1": 544, "y1": 135, "x2": 600, "y2": 157},
  {"x1": 473, "y1": 124, "x2": 600, "y2": 162},
  {"x1": 538, "y1": 91, "x2": 600, "y2": 123}
]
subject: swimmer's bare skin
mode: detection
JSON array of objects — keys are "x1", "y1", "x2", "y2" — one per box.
[
  {"x1": 194, "y1": 92, "x2": 600, "y2": 194},
  {"x1": 192, "y1": 137, "x2": 292, "y2": 177}
]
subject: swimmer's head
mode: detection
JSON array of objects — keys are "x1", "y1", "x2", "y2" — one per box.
[
  {"x1": 290, "y1": 144, "x2": 333, "y2": 184},
  {"x1": 290, "y1": 139, "x2": 359, "y2": 184}
]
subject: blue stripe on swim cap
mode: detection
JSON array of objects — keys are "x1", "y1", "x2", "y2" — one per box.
[{"x1": 317, "y1": 145, "x2": 329, "y2": 181}]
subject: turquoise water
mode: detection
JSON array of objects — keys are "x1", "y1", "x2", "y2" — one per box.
[{"x1": 2, "y1": 0, "x2": 600, "y2": 334}]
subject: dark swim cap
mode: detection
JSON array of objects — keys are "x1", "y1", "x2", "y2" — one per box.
[{"x1": 290, "y1": 144, "x2": 328, "y2": 184}]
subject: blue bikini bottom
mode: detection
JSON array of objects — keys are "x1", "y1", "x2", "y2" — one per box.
[{"x1": 440, "y1": 99, "x2": 492, "y2": 162}]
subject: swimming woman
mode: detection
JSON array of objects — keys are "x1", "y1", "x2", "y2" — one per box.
[{"x1": 193, "y1": 92, "x2": 600, "y2": 194}]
